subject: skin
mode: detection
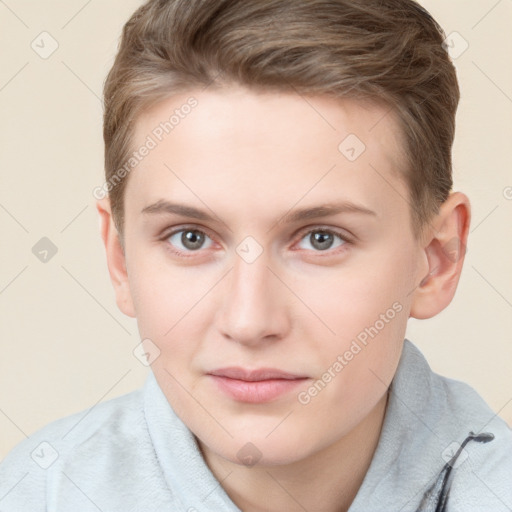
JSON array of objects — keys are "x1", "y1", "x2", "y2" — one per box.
[{"x1": 97, "y1": 86, "x2": 470, "y2": 512}]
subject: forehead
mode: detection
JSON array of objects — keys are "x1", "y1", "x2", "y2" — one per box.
[{"x1": 125, "y1": 86, "x2": 409, "y2": 227}]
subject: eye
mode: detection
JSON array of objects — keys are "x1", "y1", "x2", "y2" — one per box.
[
  {"x1": 161, "y1": 225, "x2": 351, "y2": 258},
  {"x1": 296, "y1": 228, "x2": 349, "y2": 252},
  {"x1": 165, "y1": 227, "x2": 214, "y2": 254}
]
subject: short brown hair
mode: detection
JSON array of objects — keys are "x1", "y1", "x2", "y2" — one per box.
[{"x1": 102, "y1": 0, "x2": 459, "y2": 243}]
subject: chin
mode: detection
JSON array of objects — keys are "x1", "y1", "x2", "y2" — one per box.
[{"x1": 199, "y1": 426, "x2": 319, "y2": 468}]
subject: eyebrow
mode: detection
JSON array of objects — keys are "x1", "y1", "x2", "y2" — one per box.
[{"x1": 141, "y1": 199, "x2": 377, "y2": 224}]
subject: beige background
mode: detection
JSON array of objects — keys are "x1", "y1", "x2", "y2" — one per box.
[{"x1": 1, "y1": 0, "x2": 511, "y2": 460}]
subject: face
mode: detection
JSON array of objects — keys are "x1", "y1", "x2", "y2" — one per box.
[{"x1": 120, "y1": 86, "x2": 426, "y2": 466}]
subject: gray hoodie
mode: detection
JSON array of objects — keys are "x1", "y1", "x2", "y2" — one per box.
[{"x1": 0, "y1": 339, "x2": 511, "y2": 511}]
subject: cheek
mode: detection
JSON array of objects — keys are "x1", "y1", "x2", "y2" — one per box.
[
  {"x1": 126, "y1": 253, "x2": 236, "y2": 383},
  {"x1": 298, "y1": 303, "x2": 407, "y2": 437},
  {"x1": 291, "y1": 249, "x2": 412, "y2": 345},
  {"x1": 291, "y1": 248, "x2": 413, "y2": 407},
  {"x1": 127, "y1": 250, "x2": 213, "y2": 331}
]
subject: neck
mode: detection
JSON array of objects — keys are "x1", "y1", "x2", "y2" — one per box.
[{"x1": 198, "y1": 390, "x2": 389, "y2": 512}]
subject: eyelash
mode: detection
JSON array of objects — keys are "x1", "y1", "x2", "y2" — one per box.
[{"x1": 159, "y1": 225, "x2": 353, "y2": 259}]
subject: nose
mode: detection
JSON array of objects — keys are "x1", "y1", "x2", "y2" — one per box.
[{"x1": 215, "y1": 251, "x2": 291, "y2": 347}]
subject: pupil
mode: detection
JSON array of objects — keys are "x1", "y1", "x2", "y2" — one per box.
[
  {"x1": 312, "y1": 231, "x2": 333, "y2": 250},
  {"x1": 182, "y1": 230, "x2": 204, "y2": 250}
]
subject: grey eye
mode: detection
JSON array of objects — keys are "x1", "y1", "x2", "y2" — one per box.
[
  {"x1": 168, "y1": 229, "x2": 213, "y2": 252},
  {"x1": 297, "y1": 230, "x2": 346, "y2": 251}
]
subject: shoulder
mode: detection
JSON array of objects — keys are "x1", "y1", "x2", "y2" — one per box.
[
  {"x1": 399, "y1": 340, "x2": 510, "y2": 439},
  {"x1": 401, "y1": 340, "x2": 512, "y2": 510},
  {"x1": 432, "y1": 372, "x2": 512, "y2": 510},
  {"x1": 0, "y1": 386, "x2": 145, "y2": 510}
]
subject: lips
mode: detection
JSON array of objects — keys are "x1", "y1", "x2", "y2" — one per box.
[
  {"x1": 207, "y1": 367, "x2": 309, "y2": 403},
  {"x1": 208, "y1": 367, "x2": 306, "y2": 381}
]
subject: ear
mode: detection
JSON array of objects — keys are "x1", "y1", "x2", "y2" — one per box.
[
  {"x1": 95, "y1": 197, "x2": 136, "y2": 318},
  {"x1": 410, "y1": 191, "x2": 471, "y2": 320}
]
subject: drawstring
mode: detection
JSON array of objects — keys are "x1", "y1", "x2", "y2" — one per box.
[{"x1": 415, "y1": 431, "x2": 495, "y2": 512}]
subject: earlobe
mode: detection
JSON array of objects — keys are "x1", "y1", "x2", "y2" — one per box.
[
  {"x1": 95, "y1": 198, "x2": 136, "y2": 318},
  {"x1": 409, "y1": 192, "x2": 471, "y2": 320}
]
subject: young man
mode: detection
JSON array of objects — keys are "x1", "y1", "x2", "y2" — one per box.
[{"x1": 1, "y1": 0, "x2": 511, "y2": 510}]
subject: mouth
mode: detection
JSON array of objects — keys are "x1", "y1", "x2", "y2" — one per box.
[{"x1": 207, "y1": 367, "x2": 309, "y2": 403}]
